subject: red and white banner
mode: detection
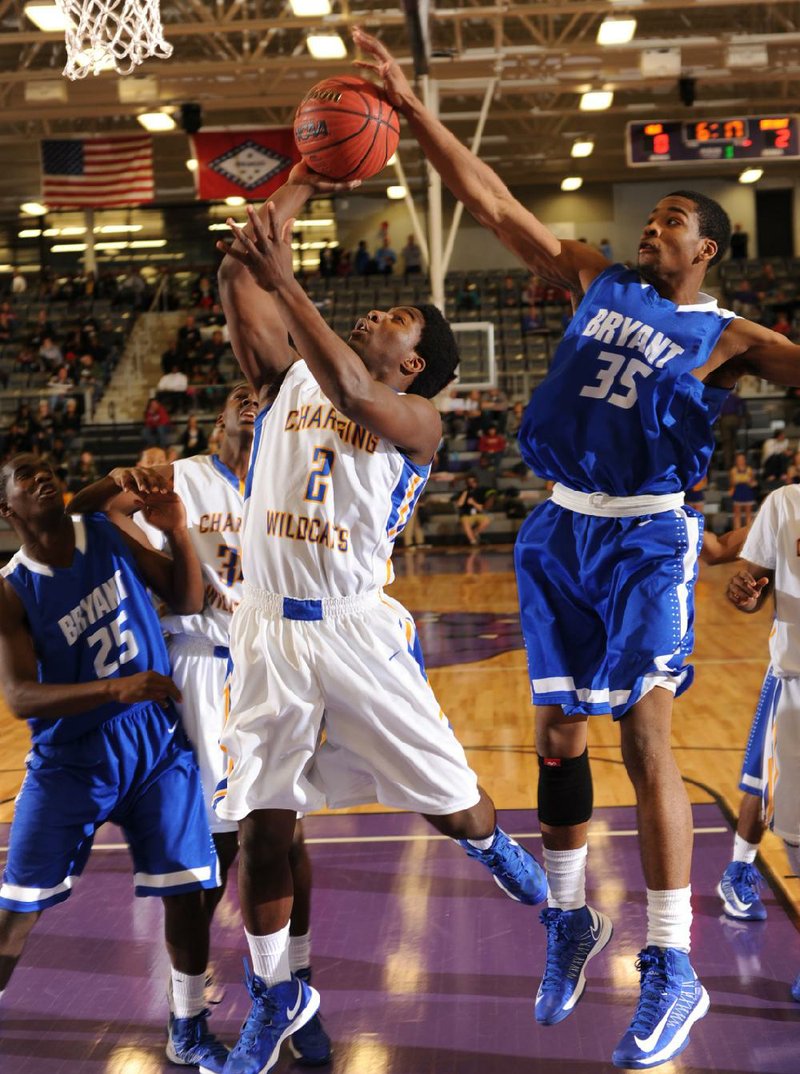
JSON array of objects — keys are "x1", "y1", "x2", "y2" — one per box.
[
  {"x1": 189, "y1": 128, "x2": 300, "y2": 200},
  {"x1": 41, "y1": 135, "x2": 154, "y2": 207}
]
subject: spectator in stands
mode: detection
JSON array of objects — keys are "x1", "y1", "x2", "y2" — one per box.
[
  {"x1": 0, "y1": 308, "x2": 16, "y2": 343},
  {"x1": 521, "y1": 275, "x2": 545, "y2": 307},
  {"x1": 761, "y1": 425, "x2": 789, "y2": 465},
  {"x1": 456, "y1": 279, "x2": 480, "y2": 312},
  {"x1": 785, "y1": 450, "x2": 800, "y2": 485},
  {"x1": 10, "y1": 268, "x2": 27, "y2": 295},
  {"x1": 205, "y1": 423, "x2": 223, "y2": 456},
  {"x1": 119, "y1": 267, "x2": 147, "y2": 309},
  {"x1": 28, "y1": 309, "x2": 55, "y2": 349},
  {"x1": 754, "y1": 262, "x2": 780, "y2": 303},
  {"x1": 464, "y1": 390, "x2": 484, "y2": 443},
  {"x1": 142, "y1": 397, "x2": 172, "y2": 448},
  {"x1": 70, "y1": 449, "x2": 99, "y2": 492},
  {"x1": 401, "y1": 503, "x2": 427, "y2": 549},
  {"x1": 354, "y1": 240, "x2": 371, "y2": 276},
  {"x1": 2, "y1": 419, "x2": 33, "y2": 456},
  {"x1": 731, "y1": 277, "x2": 759, "y2": 311},
  {"x1": 201, "y1": 329, "x2": 228, "y2": 371},
  {"x1": 437, "y1": 387, "x2": 465, "y2": 437},
  {"x1": 374, "y1": 237, "x2": 397, "y2": 276},
  {"x1": 200, "y1": 302, "x2": 227, "y2": 328},
  {"x1": 191, "y1": 273, "x2": 216, "y2": 309},
  {"x1": 77, "y1": 353, "x2": 97, "y2": 395},
  {"x1": 599, "y1": 238, "x2": 614, "y2": 261},
  {"x1": 32, "y1": 399, "x2": 55, "y2": 453},
  {"x1": 481, "y1": 387, "x2": 510, "y2": 432},
  {"x1": 772, "y1": 311, "x2": 793, "y2": 338},
  {"x1": 402, "y1": 235, "x2": 423, "y2": 279},
  {"x1": 56, "y1": 396, "x2": 82, "y2": 448},
  {"x1": 336, "y1": 249, "x2": 352, "y2": 277},
  {"x1": 685, "y1": 473, "x2": 707, "y2": 512},
  {"x1": 47, "y1": 365, "x2": 75, "y2": 395},
  {"x1": 506, "y1": 401, "x2": 525, "y2": 439},
  {"x1": 177, "y1": 314, "x2": 203, "y2": 359},
  {"x1": 499, "y1": 275, "x2": 518, "y2": 307},
  {"x1": 717, "y1": 388, "x2": 749, "y2": 471},
  {"x1": 761, "y1": 442, "x2": 794, "y2": 494},
  {"x1": 156, "y1": 364, "x2": 189, "y2": 415},
  {"x1": 471, "y1": 453, "x2": 499, "y2": 510},
  {"x1": 45, "y1": 436, "x2": 69, "y2": 482},
  {"x1": 729, "y1": 451, "x2": 758, "y2": 527},
  {"x1": 729, "y1": 223, "x2": 749, "y2": 260},
  {"x1": 161, "y1": 339, "x2": 184, "y2": 376},
  {"x1": 522, "y1": 305, "x2": 545, "y2": 333},
  {"x1": 14, "y1": 346, "x2": 39, "y2": 378},
  {"x1": 456, "y1": 475, "x2": 491, "y2": 546},
  {"x1": 138, "y1": 445, "x2": 168, "y2": 468},
  {"x1": 180, "y1": 414, "x2": 208, "y2": 457},
  {"x1": 478, "y1": 424, "x2": 507, "y2": 475}
]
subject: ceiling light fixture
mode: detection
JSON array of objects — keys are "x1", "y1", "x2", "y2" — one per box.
[
  {"x1": 597, "y1": 17, "x2": 637, "y2": 46},
  {"x1": 21, "y1": 202, "x2": 47, "y2": 216},
  {"x1": 137, "y1": 111, "x2": 176, "y2": 132},
  {"x1": 571, "y1": 139, "x2": 595, "y2": 158},
  {"x1": 739, "y1": 168, "x2": 763, "y2": 184},
  {"x1": 387, "y1": 185, "x2": 407, "y2": 199},
  {"x1": 306, "y1": 33, "x2": 347, "y2": 60},
  {"x1": 580, "y1": 90, "x2": 613, "y2": 111},
  {"x1": 290, "y1": 0, "x2": 332, "y2": 14},
  {"x1": 23, "y1": 3, "x2": 67, "y2": 31},
  {"x1": 561, "y1": 177, "x2": 584, "y2": 191}
]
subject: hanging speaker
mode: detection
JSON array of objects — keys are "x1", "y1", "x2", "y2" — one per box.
[{"x1": 180, "y1": 102, "x2": 203, "y2": 134}]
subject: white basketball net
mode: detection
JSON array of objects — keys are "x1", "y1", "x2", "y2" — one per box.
[{"x1": 57, "y1": 0, "x2": 173, "y2": 80}]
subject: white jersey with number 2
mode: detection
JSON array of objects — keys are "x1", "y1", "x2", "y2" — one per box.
[{"x1": 241, "y1": 359, "x2": 429, "y2": 598}]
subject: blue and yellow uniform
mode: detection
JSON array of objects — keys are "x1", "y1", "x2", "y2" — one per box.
[
  {"x1": 0, "y1": 513, "x2": 218, "y2": 911},
  {"x1": 515, "y1": 264, "x2": 735, "y2": 718}
]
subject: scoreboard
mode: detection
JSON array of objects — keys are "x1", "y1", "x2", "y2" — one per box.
[{"x1": 627, "y1": 116, "x2": 800, "y2": 166}]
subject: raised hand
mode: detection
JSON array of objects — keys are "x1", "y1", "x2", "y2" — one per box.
[
  {"x1": 351, "y1": 25, "x2": 415, "y2": 112},
  {"x1": 109, "y1": 466, "x2": 171, "y2": 497},
  {"x1": 286, "y1": 159, "x2": 362, "y2": 194},
  {"x1": 216, "y1": 204, "x2": 296, "y2": 293}
]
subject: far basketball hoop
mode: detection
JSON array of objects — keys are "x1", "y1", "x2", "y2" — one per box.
[
  {"x1": 58, "y1": 0, "x2": 173, "y2": 80},
  {"x1": 450, "y1": 321, "x2": 497, "y2": 390}
]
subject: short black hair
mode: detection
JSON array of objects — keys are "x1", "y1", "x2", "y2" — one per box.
[
  {"x1": 408, "y1": 304, "x2": 460, "y2": 398},
  {"x1": 667, "y1": 190, "x2": 731, "y2": 266}
]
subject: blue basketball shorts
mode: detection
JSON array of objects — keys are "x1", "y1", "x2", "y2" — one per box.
[
  {"x1": 514, "y1": 500, "x2": 703, "y2": 720},
  {"x1": 739, "y1": 665, "x2": 779, "y2": 796},
  {"x1": 0, "y1": 701, "x2": 219, "y2": 913}
]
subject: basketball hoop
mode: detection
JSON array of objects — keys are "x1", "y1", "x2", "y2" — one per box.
[{"x1": 57, "y1": 0, "x2": 173, "y2": 80}]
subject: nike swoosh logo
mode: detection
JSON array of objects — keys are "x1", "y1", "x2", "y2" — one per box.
[
  {"x1": 167, "y1": 722, "x2": 178, "y2": 734},
  {"x1": 724, "y1": 887, "x2": 753, "y2": 913},
  {"x1": 634, "y1": 997, "x2": 677, "y2": 1052},
  {"x1": 286, "y1": 981, "x2": 303, "y2": 1020}
]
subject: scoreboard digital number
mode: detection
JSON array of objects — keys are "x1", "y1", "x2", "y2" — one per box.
[{"x1": 627, "y1": 116, "x2": 800, "y2": 166}]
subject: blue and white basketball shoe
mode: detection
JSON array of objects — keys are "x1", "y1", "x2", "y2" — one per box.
[
  {"x1": 166, "y1": 1009, "x2": 229, "y2": 1073},
  {"x1": 535, "y1": 905, "x2": 613, "y2": 1024},
  {"x1": 287, "y1": 968, "x2": 333, "y2": 1066},
  {"x1": 612, "y1": 947, "x2": 710, "y2": 1069},
  {"x1": 458, "y1": 827, "x2": 548, "y2": 905},
  {"x1": 717, "y1": 861, "x2": 767, "y2": 920},
  {"x1": 223, "y1": 963, "x2": 320, "y2": 1074}
]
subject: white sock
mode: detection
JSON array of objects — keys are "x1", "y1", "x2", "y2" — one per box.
[
  {"x1": 783, "y1": 841, "x2": 800, "y2": 877},
  {"x1": 246, "y1": 924, "x2": 291, "y2": 987},
  {"x1": 289, "y1": 930, "x2": 312, "y2": 974},
  {"x1": 733, "y1": 833, "x2": 759, "y2": 864},
  {"x1": 170, "y1": 970, "x2": 206, "y2": 1018},
  {"x1": 466, "y1": 829, "x2": 496, "y2": 851},
  {"x1": 646, "y1": 887, "x2": 692, "y2": 953},
  {"x1": 543, "y1": 846, "x2": 587, "y2": 911}
]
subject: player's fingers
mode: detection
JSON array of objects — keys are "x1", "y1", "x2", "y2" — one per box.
[
  {"x1": 226, "y1": 217, "x2": 257, "y2": 253},
  {"x1": 281, "y1": 216, "x2": 295, "y2": 245},
  {"x1": 755, "y1": 576, "x2": 769, "y2": 589},
  {"x1": 353, "y1": 60, "x2": 380, "y2": 74},
  {"x1": 250, "y1": 204, "x2": 272, "y2": 245}
]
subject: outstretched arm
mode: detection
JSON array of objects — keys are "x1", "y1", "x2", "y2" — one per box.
[
  {"x1": 700, "y1": 524, "x2": 750, "y2": 565},
  {"x1": 703, "y1": 317, "x2": 800, "y2": 388},
  {"x1": 217, "y1": 164, "x2": 358, "y2": 397},
  {"x1": 352, "y1": 27, "x2": 609, "y2": 294},
  {"x1": 222, "y1": 204, "x2": 441, "y2": 465}
]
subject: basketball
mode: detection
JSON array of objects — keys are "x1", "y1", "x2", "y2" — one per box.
[{"x1": 293, "y1": 75, "x2": 400, "y2": 181}]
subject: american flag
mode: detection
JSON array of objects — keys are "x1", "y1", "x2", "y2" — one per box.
[{"x1": 41, "y1": 134, "x2": 155, "y2": 207}]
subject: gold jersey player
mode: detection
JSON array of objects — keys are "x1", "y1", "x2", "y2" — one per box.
[{"x1": 212, "y1": 176, "x2": 547, "y2": 1073}]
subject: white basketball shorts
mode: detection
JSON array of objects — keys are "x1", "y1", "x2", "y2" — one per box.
[
  {"x1": 214, "y1": 586, "x2": 480, "y2": 818},
  {"x1": 761, "y1": 670, "x2": 800, "y2": 844},
  {"x1": 168, "y1": 634, "x2": 238, "y2": 835}
]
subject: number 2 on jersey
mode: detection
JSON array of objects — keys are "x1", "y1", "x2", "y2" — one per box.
[
  {"x1": 579, "y1": 349, "x2": 653, "y2": 410},
  {"x1": 305, "y1": 447, "x2": 336, "y2": 503},
  {"x1": 87, "y1": 609, "x2": 140, "y2": 678}
]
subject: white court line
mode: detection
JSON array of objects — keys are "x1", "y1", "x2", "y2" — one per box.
[
  {"x1": 436, "y1": 658, "x2": 765, "y2": 673},
  {"x1": 0, "y1": 826, "x2": 728, "y2": 854}
]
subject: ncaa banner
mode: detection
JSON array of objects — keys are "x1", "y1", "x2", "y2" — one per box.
[{"x1": 189, "y1": 128, "x2": 300, "y2": 200}]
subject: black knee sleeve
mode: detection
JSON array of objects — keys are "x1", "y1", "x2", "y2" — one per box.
[{"x1": 537, "y1": 749, "x2": 593, "y2": 826}]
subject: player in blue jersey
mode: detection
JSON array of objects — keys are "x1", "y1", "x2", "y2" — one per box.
[
  {"x1": 0, "y1": 453, "x2": 228, "y2": 1074},
  {"x1": 212, "y1": 169, "x2": 550, "y2": 1072},
  {"x1": 353, "y1": 27, "x2": 800, "y2": 1069}
]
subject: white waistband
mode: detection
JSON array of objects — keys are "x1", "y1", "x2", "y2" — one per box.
[
  {"x1": 166, "y1": 634, "x2": 230, "y2": 657},
  {"x1": 550, "y1": 482, "x2": 685, "y2": 517},
  {"x1": 242, "y1": 582, "x2": 380, "y2": 620}
]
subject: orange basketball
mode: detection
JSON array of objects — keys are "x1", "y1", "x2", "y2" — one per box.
[{"x1": 293, "y1": 75, "x2": 400, "y2": 181}]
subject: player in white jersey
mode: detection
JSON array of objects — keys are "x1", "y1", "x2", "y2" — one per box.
[
  {"x1": 726, "y1": 484, "x2": 800, "y2": 1002},
  {"x1": 213, "y1": 176, "x2": 549, "y2": 1074},
  {"x1": 70, "y1": 385, "x2": 332, "y2": 1064}
]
